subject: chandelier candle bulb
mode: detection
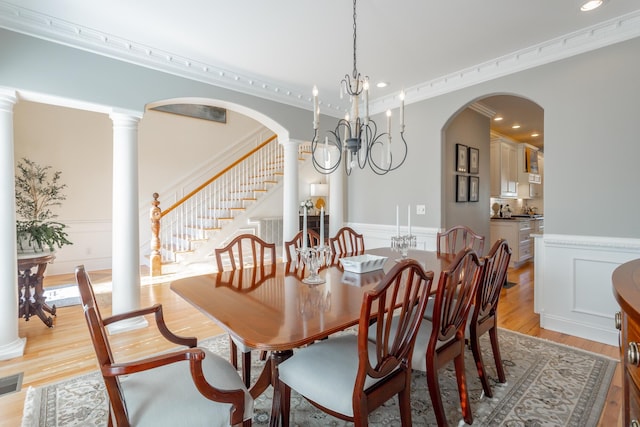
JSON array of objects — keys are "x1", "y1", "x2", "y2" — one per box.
[
  {"x1": 313, "y1": 86, "x2": 319, "y2": 129},
  {"x1": 352, "y1": 95, "x2": 359, "y2": 123},
  {"x1": 364, "y1": 80, "x2": 369, "y2": 125},
  {"x1": 396, "y1": 205, "x2": 400, "y2": 236},
  {"x1": 386, "y1": 110, "x2": 392, "y2": 143},
  {"x1": 408, "y1": 205, "x2": 411, "y2": 236},
  {"x1": 400, "y1": 91, "x2": 405, "y2": 130}
]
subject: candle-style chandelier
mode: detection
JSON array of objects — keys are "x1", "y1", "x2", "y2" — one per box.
[{"x1": 311, "y1": 0, "x2": 408, "y2": 176}]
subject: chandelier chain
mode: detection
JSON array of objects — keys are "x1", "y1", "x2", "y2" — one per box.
[{"x1": 352, "y1": 0, "x2": 358, "y2": 79}]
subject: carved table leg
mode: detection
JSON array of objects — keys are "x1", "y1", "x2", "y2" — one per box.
[{"x1": 17, "y1": 255, "x2": 56, "y2": 327}]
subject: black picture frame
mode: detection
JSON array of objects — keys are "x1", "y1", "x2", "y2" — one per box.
[
  {"x1": 468, "y1": 147, "x2": 479, "y2": 174},
  {"x1": 469, "y1": 176, "x2": 479, "y2": 202},
  {"x1": 456, "y1": 143, "x2": 468, "y2": 173},
  {"x1": 456, "y1": 175, "x2": 468, "y2": 202}
]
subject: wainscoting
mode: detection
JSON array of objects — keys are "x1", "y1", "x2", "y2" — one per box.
[
  {"x1": 534, "y1": 234, "x2": 640, "y2": 346},
  {"x1": 353, "y1": 223, "x2": 640, "y2": 347},
  {"x1": 45, "y1": 220, "x2": 113, "y2": 276},
  {"x1": 347, "y1": 222, "x2": 440, "y2": 252}
]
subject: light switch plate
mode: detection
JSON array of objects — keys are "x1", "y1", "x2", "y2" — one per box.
[{"x1": 416, "y1": 205, "x2": 426, "y2": 215}]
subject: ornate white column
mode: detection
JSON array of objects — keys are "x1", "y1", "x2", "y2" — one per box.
[
  {"x1": 0, "y1": 89, "x2": 26, "y2": 360},
  {"x1": 328, "y1": 147, "x2": 344, "y2": 235},
  {"x1": 108, "y1": 111, "x2": 147, "y2": 333},
  {"x1": 281, "y1": 138, "x2": 301, "y2": 250}
]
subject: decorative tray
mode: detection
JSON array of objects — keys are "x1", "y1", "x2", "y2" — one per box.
[{"x1": 339, "y1": 254, "x2": 388, "y2": 273}]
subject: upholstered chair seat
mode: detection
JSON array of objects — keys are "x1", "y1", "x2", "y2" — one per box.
[
  {"x1": 120, "y1": 348, "x2": 253, "y2": 426},
  {"x1": 278, "y1": 335, "x2": 389, "y2": 417}
]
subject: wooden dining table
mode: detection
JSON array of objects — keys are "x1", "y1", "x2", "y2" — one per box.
[{"x1": 170, "y1": 247, "x2": 455, "y2": 426}]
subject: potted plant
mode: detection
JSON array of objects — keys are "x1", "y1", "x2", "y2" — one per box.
[{"x1": 15, "y1": 158, "x2": 72, "y2": 253}]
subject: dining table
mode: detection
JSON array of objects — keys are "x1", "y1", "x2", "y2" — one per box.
[{"x1": 170, "y1": 246, "x2": 456, "y2": 426}]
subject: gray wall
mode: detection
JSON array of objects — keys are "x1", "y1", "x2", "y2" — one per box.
[
  {"x1": 347, "y1": 37, "x2": 640, "y2": 239},
  {"x1": 3, "y1": 29, "x2": 640, "y2": 240}
]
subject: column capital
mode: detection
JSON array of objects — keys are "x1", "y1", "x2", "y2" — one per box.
[
  {"x1": 279, "y1": 137, "x2": 302, "y2": 149},
  {"x1": 109, "y1": 109, "x2": 143, "y2": 125},
  {"x1": 0, "y1": 88, "x2": 17, "y2": 111}
]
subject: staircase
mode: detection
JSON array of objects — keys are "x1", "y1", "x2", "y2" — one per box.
[{"x1": 152, "y1": 135, "x2": 309, "y2": 274}]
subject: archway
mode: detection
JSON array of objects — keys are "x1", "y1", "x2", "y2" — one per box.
[{"x1": 441, "y1": 93, "x2": 544, "y2": 249}]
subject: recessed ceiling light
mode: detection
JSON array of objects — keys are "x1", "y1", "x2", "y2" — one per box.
[
  {"x1": 581, "y1": 0, "x2": 604, "y2": 12},
  {"x1": 531, "y1": 132, "x2": 539, "y2": 137},
  {"x1": 493, "y1": 116, "x2": 503, "y2": 121},
  {"x1": 376, "y1": 82, "x2": 388, "y2": 88},
  {"x1": 512, "y1": 124, "x2": 521, "y2": 129}
]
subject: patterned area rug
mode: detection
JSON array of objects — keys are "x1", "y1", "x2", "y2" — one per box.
[{"x1": 21, "y1": 329, "x2": 616, "y2": 426}]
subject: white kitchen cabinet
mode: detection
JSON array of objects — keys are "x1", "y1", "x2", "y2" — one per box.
[
  {"x1": 490, "y1": 219, "x2": 533, "y2": 267},
  {"x1": 529, "y1": 153, "x2": 543, "y2": 199},
  {"x1": 490, "y1": 139, "x2": 518, "y2": 198},
  {"x1": 517, "y1": 143, "x2": 542, "y2": 199}
]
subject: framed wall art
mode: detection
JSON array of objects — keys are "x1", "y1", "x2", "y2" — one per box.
[
  {"x1": 469, "y1": 176, "x2": 479, "y2": 202},
  {"x1": 456, "y1": 175, "x2": 468, "y2": 202},
  {"x1": 456, "y1": 143, "x2": 468, "y2": 173},
  {"x1": 469, "y1": 147, "x2": 479, "y2": 174}
]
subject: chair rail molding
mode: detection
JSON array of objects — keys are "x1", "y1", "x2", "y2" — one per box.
[{"x1": 347, "y1": 222, "x2": 440, "y2": 252}]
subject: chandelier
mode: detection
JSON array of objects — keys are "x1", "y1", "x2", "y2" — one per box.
[{"x1": 311, "y1": 0, "x2": 408, "y2": 176}]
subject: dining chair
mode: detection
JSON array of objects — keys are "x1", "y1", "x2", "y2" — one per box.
[
  {"x1": 283, "y1": 229, "x2": 321, "y2": 263},
  {"x1": 409, "y1": 248, "x2": 485, "y2": 426},
  {"x1": 214, "y1": 234, "x2": 276, "y2": 387},
  {"x1": 278, "y1": 259, "x2": 434, "y2": 427},
  {"x1": 74, "y1": 265, "x2": 254, "y2": 427},
  {"x1": 436, "y1": 225, "x2": 485, "y2": 256},
  {"x1": 329, "y1": 226, "x2": 365, "y2": 255},
  {"x1": 215, "y1": 233, "x2": 276, "y2": 271},
  {"x1": 467, "y1": 238, "x2": 512, "y2": 398}
]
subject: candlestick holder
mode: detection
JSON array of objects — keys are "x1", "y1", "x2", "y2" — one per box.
[
  {"x1": 296, "y1": 246, "x2": 331, "y2": 285},
  {"x1": 391, "y1": 234, "x2": 417, "y2": 260}
]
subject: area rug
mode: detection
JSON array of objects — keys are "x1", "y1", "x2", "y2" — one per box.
[
  {"x1": 21, "y1": 329, "x2": 617, "y2": 426},
  {"x1": 42, "y1": 284, "x2": 80, "y2": 308}
]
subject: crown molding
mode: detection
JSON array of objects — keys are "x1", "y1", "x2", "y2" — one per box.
[
  {"x1": 1, "y1": 2, "x2": 639, "y2": 119},
  {"x1": 370, "y1": 10, "x2": 640, "y2": 115}
]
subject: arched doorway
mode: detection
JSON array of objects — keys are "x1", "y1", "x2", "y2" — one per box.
[{"x1": 441, "y1": 93, "x2": 544, "y2": 251}]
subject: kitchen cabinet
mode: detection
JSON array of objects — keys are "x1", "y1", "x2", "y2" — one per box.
[
  {"x1": 490, "y1": 218, "x2": 533, "y2": 267},
  {"x1": 532, "y1": 218, "x2": 544, "y2": 234},
  {"x1": 490, "y1": 139, "x2": 518, "y2": 198},
  {"x1": 529, "y1": 153, "x2": 543, "y2": 199}
]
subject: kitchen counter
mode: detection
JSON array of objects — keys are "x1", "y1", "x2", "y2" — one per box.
[
  {"x1": 491, "y1": 216, "x2": 543, "y2": 221},
  {"x1": 490, "y1": 216, "x2": 543, "y2": 266}
]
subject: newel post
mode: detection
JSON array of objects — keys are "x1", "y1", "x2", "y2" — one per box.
[{"x1": 150, "y1": 193, "x2": 162, "y2": 276}]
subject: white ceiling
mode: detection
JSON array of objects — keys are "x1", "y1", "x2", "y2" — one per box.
[{"x1": 2, "y1": 0, "x2": 640, "y2": 147}]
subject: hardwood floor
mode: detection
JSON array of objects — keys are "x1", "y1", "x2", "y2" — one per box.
[{"x1": 0, "y1": 262, "x2": 622, "y2": 426}]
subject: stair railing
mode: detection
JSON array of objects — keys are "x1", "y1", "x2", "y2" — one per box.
[{"x1": 150, "y1": 134, "x2": 282, "y2": 274}]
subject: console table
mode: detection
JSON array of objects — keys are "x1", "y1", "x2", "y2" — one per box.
[
  {"x1": 299, "y1": 214, "x2": 330, "y2": 241},
  {"x1": 18, "y1": 251, "x2": 57, "y2": 327}
]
